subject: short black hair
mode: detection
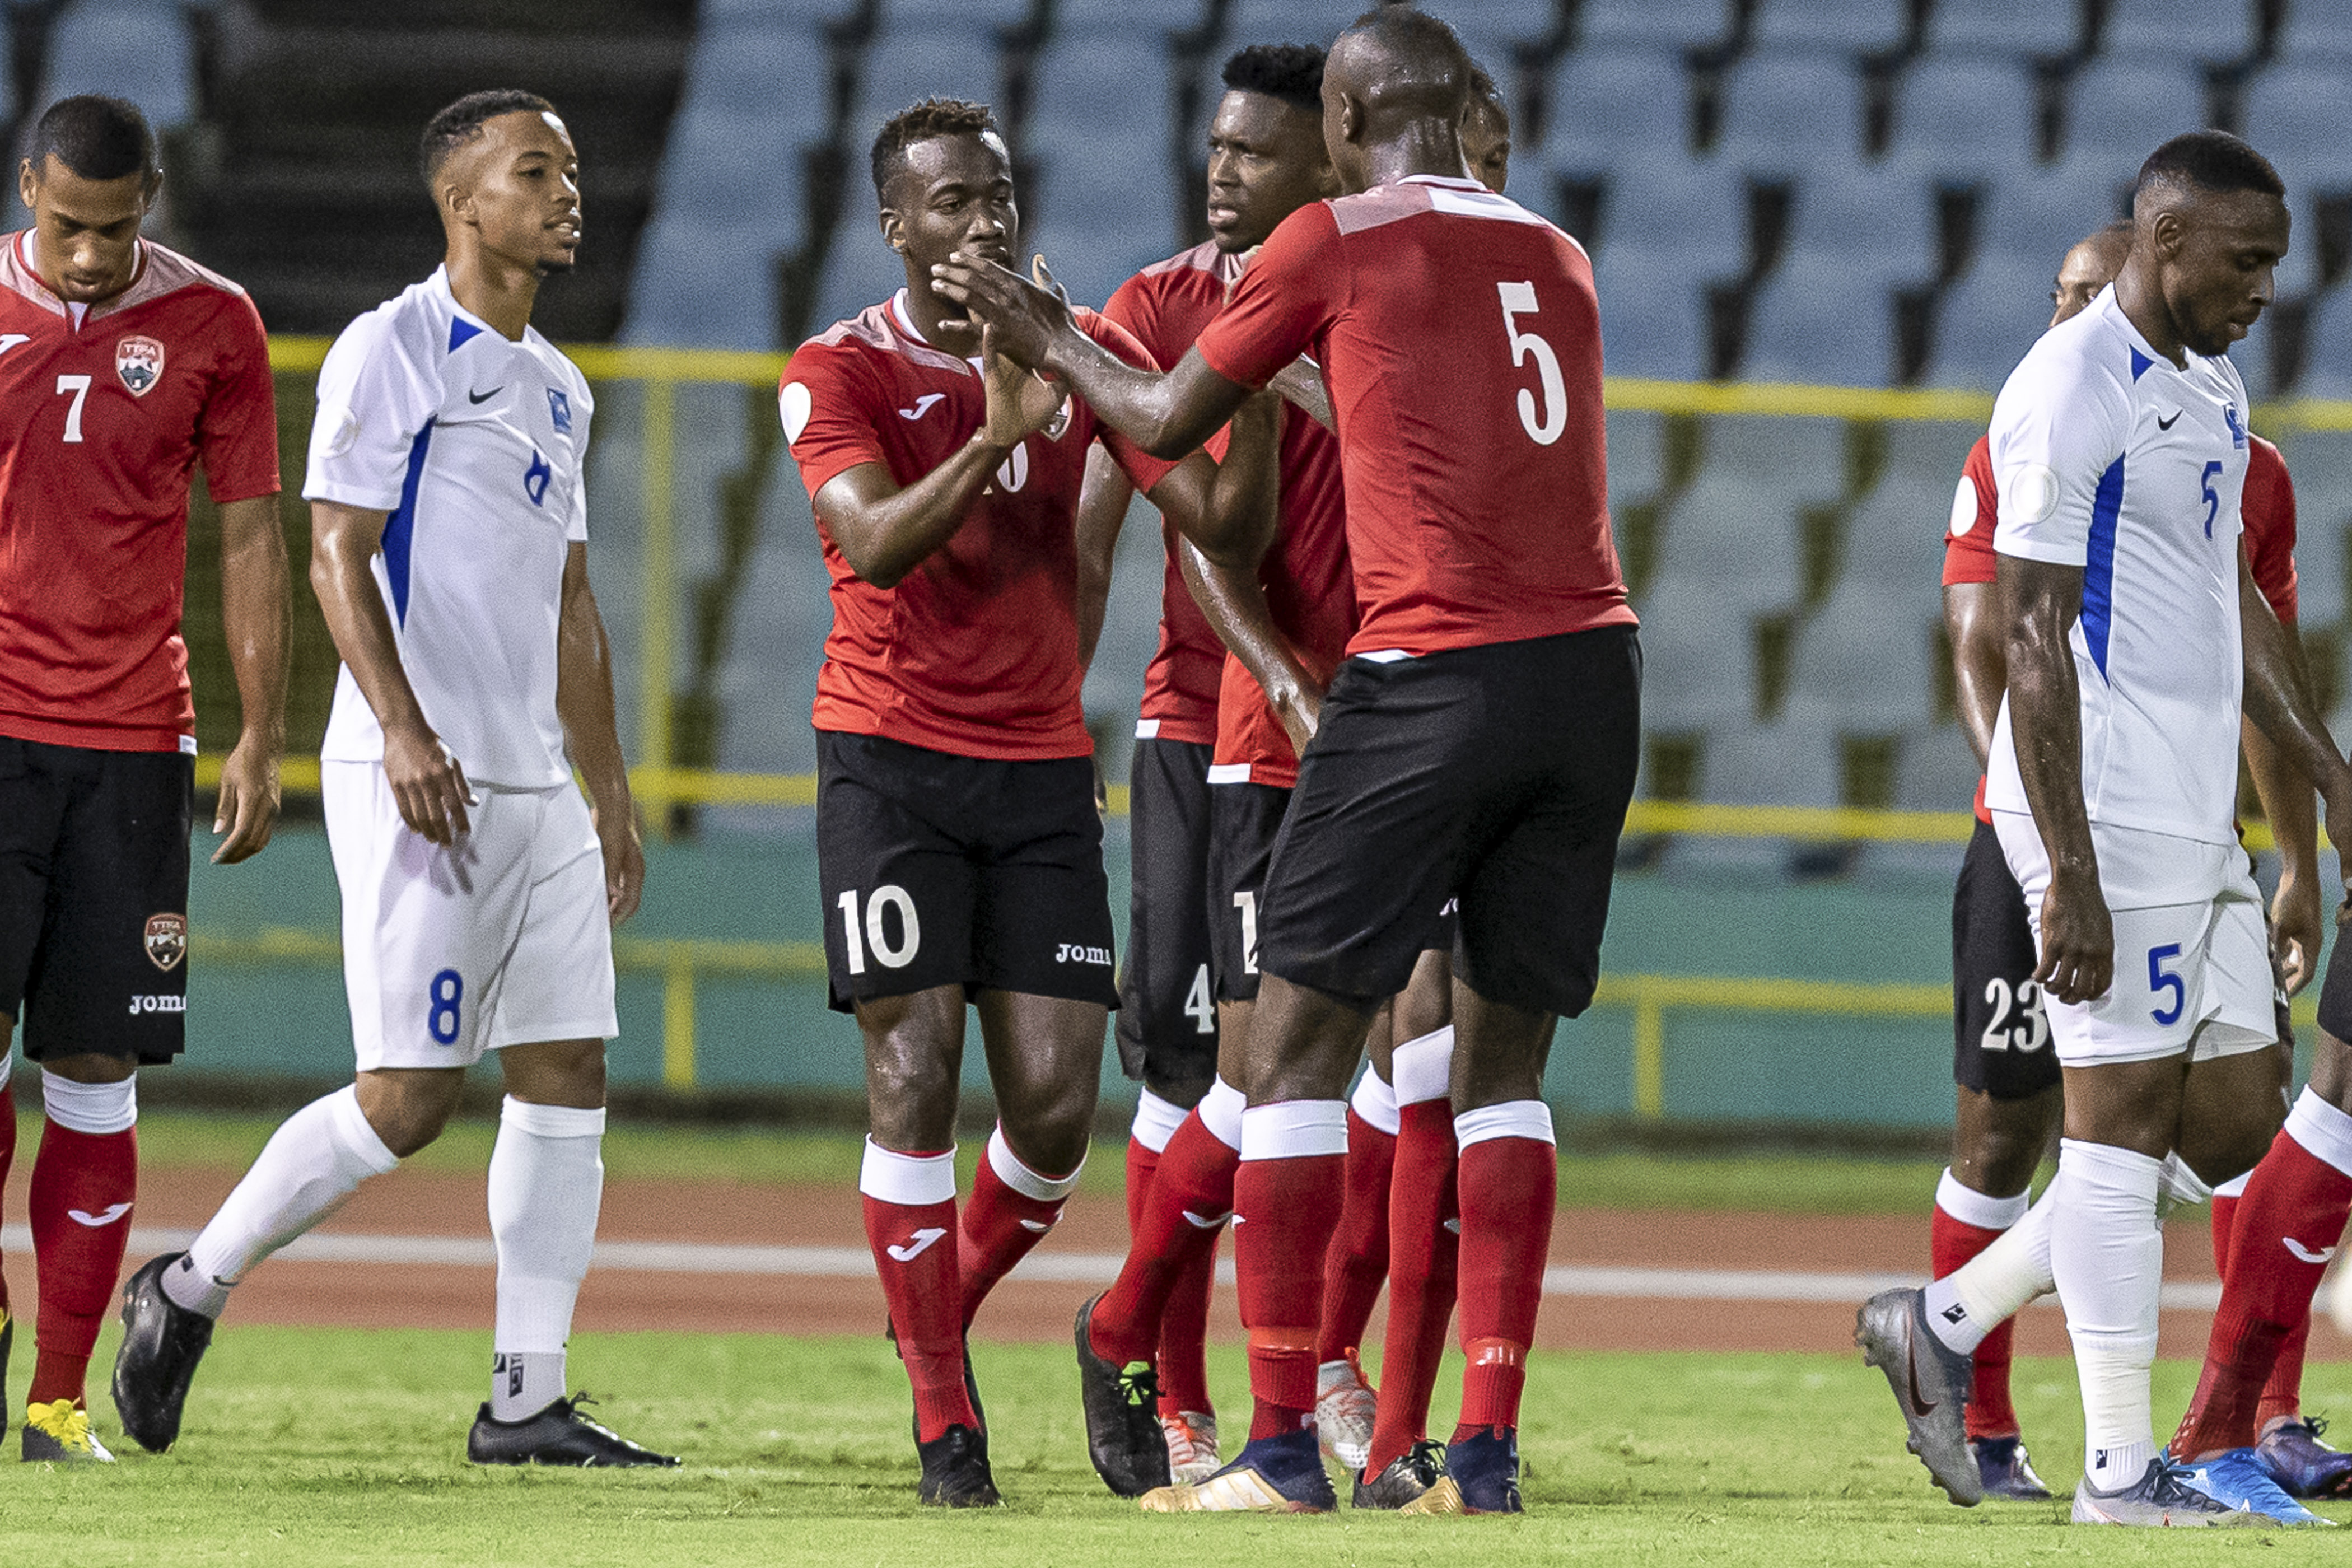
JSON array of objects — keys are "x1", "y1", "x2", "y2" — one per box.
[
  {"x1": 27, "y1": 96, "x2": 157, "y2": 184},
  {"x1": 420, "y1": 90, "x2": 559, "y2": 188},
  {"x1": 2135, "y1": 130, "x2": 2285, "y2": 203},
  {"x1": 1467, "y1": 62, "x2": 1506, "y2": 119},
  {"x1": 1222, "y1": 43, "x2": 1325, "y2": 112},
  {"x1": 871, "y1": 97, "x2": 1002, "y2": 201}
]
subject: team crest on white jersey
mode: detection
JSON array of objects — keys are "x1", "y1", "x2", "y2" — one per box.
[
  {"x1": 116, "y1": 334, "x2": 164, "y2": 396},
  {"x1": 547, "y1": 386, "x2": 572, "y2": 432},
  {"x1": 143, "y1": 912, "x2": 187, "y2": 971}
]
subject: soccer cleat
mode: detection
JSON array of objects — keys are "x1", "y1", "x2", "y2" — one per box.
[
  {"x1": 1970, "y1": 1435, "x2": 2052, "y2": 1501},
  {"x1": 1315, "y1": 1352, "x2": 1376, "y2": 1473},
  {"x1": 1444, "y1": 1425, "x2": 1523, "y2": 1514},
  {"x1": 1074, "y1": 1294, "x2": 1171, "y2": 1497},
  {"x1": 466, "y1": 1394, "x2": 678, "y2": 1467},
  {"x1": 916, "y1": 1423, "x2": 1000, "y2": 1507},
  {"x1": 1161, "y1": 1408, "x2": 1220, "y2": 1486},
  {"x1": 1354, "y1": 1439, "x2": 1460, "y2": 1513},
  {"x1": 2257, "y1": 1418, "x2": 2352, "y2": 1499},
  {"x1": 886, "y1": 1318, "x2": 986, "y2": 1444},
  {"x1": 2071, "y1": 1457, "x2": 2262, "y2": 1527},
  {"x1": 1138, "y1": 1428, "x2": 1336, "y2": 1513},
  {"x1": 2172, "y1": 1447, "x2": 2331, "y2": 1525},
  {"x1": 21, "y1": 1400, "x2": 114, "y2": 1464},
  {"x1": 1855, "y1": 1287, "x2": 1981, "y2": 1505},
  {"x1": 111, "y1": 1253, "x2": 216, "y2": 1453},
  {"x1": 0, "y1": 1308, "x2": 12, "y2": 1444}
]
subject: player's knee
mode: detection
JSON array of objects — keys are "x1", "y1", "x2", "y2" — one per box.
[
  {"x1": 356, "y1": 1069, "x2": 464, "y2": 1158},
  {"x1": 499, "y1": 1037, "x2": 606, "y2": 1108},
  {"x1": 2311, "y1": 1030, "x2": 2352, "y2": 1110},
  {"x1": 36, "y1": 1051, "x2": 136, "y2": 1085}
]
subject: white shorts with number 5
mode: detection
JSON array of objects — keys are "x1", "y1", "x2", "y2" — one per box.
[
  {"x1": 1991, "y1": 810, "x2": 2274, "y2": 1068},
  {"x1": 324, "y1": 761, "x2": 618, "y2": 1071}
]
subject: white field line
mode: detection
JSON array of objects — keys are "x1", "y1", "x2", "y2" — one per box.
[{"x1": 0, "y1": 1225, "x2": 2225, "y2": 1309}]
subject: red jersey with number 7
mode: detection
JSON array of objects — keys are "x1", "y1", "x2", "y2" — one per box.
[
  {"x1": 0, "y1": 232, "x2": 281, "y2": 753},
  {"x1": 1194, "y1": 174, "x2": 1634, "y2": 656}
]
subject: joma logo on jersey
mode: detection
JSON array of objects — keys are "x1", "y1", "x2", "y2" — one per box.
[
  {"x1": 143, "y1": 912, "x2": 186, "y2": 971},
  {"x1": 127, "y1": 993, "x2": 186, "y2": 1016},
  {"x1": 1055, "y1": 943, "x2": 1112, "y2": 966},
  {"x1": 116, "y1": 335, "x2": 164, "y2": 396},
  {"x1": 524, "y1": 449, "x2": 552, "y2": 506}
]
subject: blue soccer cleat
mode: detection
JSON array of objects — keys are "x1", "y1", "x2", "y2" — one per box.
[
  {"x1": 2073, "y1": 1456, "x2": 2258, "y2": 1527},
  {"x1": 2173, "y1": 1446, "x2": 2332, "y2": 1525},
  {"x1": 1970, "y1": 1435, "x2": 2052, "y2": 1500},
  {"x1": 1138, "y1": 1427, "x2": 1336, "y2": 1513},
  {"x1": 2257, "y1": 1418, "x2": 2352, "y2": 1500},
  {"x1": 1444, "y1": 1425, "x2": 1523, "y2": 1514}
]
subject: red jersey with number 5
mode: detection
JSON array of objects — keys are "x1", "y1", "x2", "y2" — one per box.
[
  {"x1": 1195, "y1": 174, "x2": 1634, "y2": 656},
  {"x1": 0, "y1": 233, "x2": 281, "y2": 752}
]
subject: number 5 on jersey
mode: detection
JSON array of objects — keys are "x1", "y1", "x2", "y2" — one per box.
[{"x1": 1495, "y1": 282, "x2": 1566, "y2": 446}]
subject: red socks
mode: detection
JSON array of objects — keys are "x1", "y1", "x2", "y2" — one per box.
[
  {"x1": 1366, "y1": 1094, "x2": 1459, "y2": 1475},
  {"x1": 1317, "y1": 1096, "x2": 1396, "y2": 1364},
  {"x1": 860, "y1": 1140, "x2": 976, "y2": 1443},
  {"x1": 2211, "y1": 1179, "x2": 2311, "y2": 1430},
  {"x1": 1929, "y1": 1170, "x2": 2029, "y2": 1441},
  {"x1": 27, "y1": 1080, "x2": 139, "y2": 1410},
  {"x1": 1126, "y1": 1091, "x2": 1217, "y2": 1420},
  {"x1": 1451, "y1": 1103, "x2": 1556, "y2": 1438},
  {"x1": 1090, "y1": 1088, "x2": 1242, "y2": 1370},
  {"x1": 957, "y1": 1126, "x2": 1081, "y2": 1328},
  {"x1": 1235, "y1": 1100, "x2": 1347, "y2": 1440},
  {"x1": 2172, "y1": 1095, "x2": 2352, "y2": 1460}
]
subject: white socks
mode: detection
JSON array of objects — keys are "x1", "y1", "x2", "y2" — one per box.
[
  {"x1": 1922, "y1": 1171, "x2": 2044, "y2": 1356},
  {"x1": 2048, "y1": 1138, "x2": 2164, "y2": 1492},
  {"x1": 488, "y1": 1096, "x2": 606, "y2": 1421},
  {"x1": 1349, "y1": 1067, "x2": 1399, "y2": 1135},
  {"x1": 167, "y1": 1084, "x2": 399, "y2": 1319},
  {"x1": 1130, "y1": 1089, "x2": 1188, "y2": 1154},
  {"x1": 39, "y1": 1070, "x2": 137, "y2": 1133}
]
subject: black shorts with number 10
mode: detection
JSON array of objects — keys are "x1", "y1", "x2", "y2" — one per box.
[
  {"x1": 1951, "y1": 817, "x2": 2059, "y2": 1100},
  {"x1": 816, "y1": 731, "x2": 1121, "y2": 1014}
]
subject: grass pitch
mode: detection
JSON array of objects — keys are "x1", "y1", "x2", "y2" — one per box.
[{"x1": 3, "y1": 1327, "x2": 2345, "y2": 1564}]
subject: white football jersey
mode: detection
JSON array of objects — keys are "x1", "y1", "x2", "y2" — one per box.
[
  {"x1": 305, "y1": 267, "x2": 592, "y2": 790},
  {"x1": 1985, "y1": 286, "x2": 2250, "y2": 847}
]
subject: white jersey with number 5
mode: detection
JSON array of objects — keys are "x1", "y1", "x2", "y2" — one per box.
[
  {"x1": 305, "y1": 265, "x2": 593, "y2": 790},
  {"x1": 1985, "y1": 285, "x2": 2251, "y2": 847}
]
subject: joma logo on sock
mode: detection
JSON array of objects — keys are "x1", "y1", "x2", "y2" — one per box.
[
  {"x1": 1054, "y1": 944, "x2": 1112, "y2": 966},
  {"x1": 127, "y1": 993, "x2": 185, "y2": 1015}
]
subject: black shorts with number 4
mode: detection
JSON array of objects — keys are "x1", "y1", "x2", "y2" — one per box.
[
  {"x1": 0, "y1": 735, "x2": 193, "y2": 1063},
  {"x1": 1951, "y1": 817, "x2": 2059, "y2": 1100},
  {"x1": 816, "y1": 731, "x2": 1121, "y2": 1014},
  {"x1": 1116, "y1": 736, "x2": 1219, "y2": 1086}
]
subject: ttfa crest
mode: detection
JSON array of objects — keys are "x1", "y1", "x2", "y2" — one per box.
[
  {"x1": 143, "y1": 912, "x2": 186, "y2": 972},
  {"x1": 116, "y1": 335, "x2": 164, "y2": 396}
]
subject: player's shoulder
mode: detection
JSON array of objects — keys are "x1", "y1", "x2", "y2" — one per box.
[
  {"x1": 1127, "y1": 240, "x2": 1229, "y2": 293},
  {"x1": 2249, "y1": 430, "x2": 2287, "y2": 478},
  {"x1": 127, "y1": 239, "x2": 253, "y2": 305},
  {"x1": 1996, "y1": 293, "x2": 2138, "y2": 425},
  {"x1": 1329, "y1": 176, "x2": 1578, "y2": 252},
  {"x1": 323, "y1": 269, "x2": 475, "y2": 380}
]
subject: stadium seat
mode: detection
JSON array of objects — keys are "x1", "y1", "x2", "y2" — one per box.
[
  {"x1": 43, "y1": 0, "x2": 189, "y2": 128},
  {"x1": 702, "y1": 0, "x2": 862, "y2": 20},
  {"x1": 2061, "y1": 58, "x2": 2212, "y2": 171},
  {"x1": 856, "y1": 20, "x2": 1005, "y2": 129},
  {"x1": 1870, "y1": 419, "x2": 1982, "y2": 498},
  {"x1": 2244, "y1": 64, "x2": 2352, "y2": 188},
  {"x1": 1548, "y1": 46, "x2": 1689, "y2": 167},
  {"x1": 1651, "y1": 481, "x2": 1812, "y2": 618},
  {"x1": 1050, "y1": 0, "x2": 1209, "y2": 33},
  {"x1": 1594, "y1": 245, "x2": 1710, "y2": 381},
  {"x1": 1025, "y1": 33, "x2": 1179, "y2": 304},
  {"x1": 1584, "y1": 150, "x2": 1746, "y2": 279},
  {"x1": 1635, "y1": 580, "x2": 1758, "y2": 729},
  {"x1": 1894, "y1": 725, "x2": 1980, "y2": 811},
  {"x1": 1776, "y1": 162, "x2": 1938, "y2": 288},
  {"x1": 2275, "y1": 433, "x2": 2349, "y2": 627},
  {"x1": 1221, "y1": 0, "x2": 1366, "y2": 46},
  {"x1": 1928, "y1": 254, "x2": 2053, "y2": 390},
  {"x1": 2295, "y1": 284, "x2": 2352, "y2": 402},
  {"x1": 886, "y1": 0, "x2": 1034, "y2": 26},
  {"x1": 1837, "y1": 466, "x2": 1966, "y2": 594},
  {"x1": 624, "y1": 216, "x2": 788, "y2": 349},
  {"x1": 1741, "y1": 260, "x2": 1901, "y2": 386},
  {"x1": 712, "y1": 475, "x2": 834, "y2": 780},
  {"x1": 1973, "y1": 165, "x2": 2130, "y2": 287},
  {"x1": 1698, "y1": 412, "x2": 1847, "y2": 489},
  {"x1": 655, "y1": 102, "x2": 810, "y2": 236},
  {"x1": 1886, "y1": 57, "x2": 2038, "y2": 179},
  {"x1": 2275, "y1": 4, "x2": 2352, "y2": 61},
  {"x1": 688, "y1": 17, "x2": 837, "y2": 125},
  {"x1": 1576, "y1": 0, "x2": 1733, "y2": 50},
  {"x1": 1782, "y1": 584, "x2": 1938, "y2": 731},
  {"x1": 1714, "y1": 50, "x2": 1868, "y2": 174},
  {"x1": 1698, "y1": 720, "x2": 1841, "y2": 808},
  {"x1": 1922, "y1": 0, "x2": 2080, "y2": 57},
  {"x1": 1748, "y1": 0, "x2": 1908, "y2": 55},
  {"x1": 1606, "y1": 409, "x2": 1665, "y2": 501},
  {"x1": 2098, "y1": 0, "x2": 2254, "y2": 62},
  {"x1": 809, "y1": 226, "x2": 911, "y2": 338}
]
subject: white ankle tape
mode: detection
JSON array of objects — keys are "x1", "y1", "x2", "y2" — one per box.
[
  {"x1": 1131, "y1": 1089, "x2": 1188, "y2": 1154},
  {"x1": 2155, "y1": 1151, "x2": 2214, "y2": 1218},
  {"x1": 987, "y1": 1124, "x2": 1082, "y2": 1200},
  {"x1": 1390, "y1": 1025, "x2": 1454, "y2": 1107},
  {"x1": 1455, "y1": 1099, "x2": 1553, "y2": 1150},
  {"x1": 501, "y1": 1096, "x2": 607, "y2": 1139},
  {"x1": 1935, "y1": 1168, "x2": 2028, "y2": 1231},
  {"x1": 1350, "y1": 1070, "x2": 1399, "y2": 1136},
  {"x1": 39, "y1": 1070, "x2": 136, "y2": 1135},
  {"x1": 2286, "y1": 1086, "x2": 2352, "y2": 1179},
  {"x1": 1239, "y1": 1100, "x2": 1349, "y2": 1161},
  {"x1": 1199, "y1": 1077, "x2": 1245, "y2": 1151},
  {"x1": 860, "y1": 1138, "x2": 956, "y2": 1205}
]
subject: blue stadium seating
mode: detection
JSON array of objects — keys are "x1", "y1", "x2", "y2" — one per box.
[
  {"x1": 1221, "y1": 0, "x2": 1365, "y2": 46},
  {"x1": 2279, "y1": 433, "x2": 2351, "y2": 628},
  {"x1": 1026, "y1": 32, "x2": 1179, "y2": 308},
  {"x1": 2061, "y1": 58, "x2": 2212, "y2": 169},
  {"x1": 1922, "y1": 0, "x2": 2080, "y2": 57},
  {"x1": 626, "y1": 216, "x2": 788, "y2": 349},
  {"x1": 809, "y1": 222, "x2": 912, "y2": 337},
  {"x1": 1782, "y1": 584, "x2": 1936, "y2": 730},
  {"x1": 1715, "y1": 50, "x2": 1868, "y2": 173},
  {"x1": 1700, "y1": 721, "x2": 1841, "y2": 807},
  {"x1": 1636, "y1": 582, "x2": 1760, "y2": 730},
  {"x1": 1588, "y1": 150, "x2": 1747, "y2": 281},
  {"x1": 1577, "y1": 0, "x2": 1731, "y2": 50},
  {"x1": 1975, "y1": 165, "x2": 2128, "y2": 282},
  {"x1": 1051, "y1": 0, "x2": 1205, "y2": 32},
  {"x1": 1928, "y1": 255, "x2": 2048, "y2": 390},
  {"x1": 1605, "y1": 409, "x2": 1665, "y2": 501},
  {"x1": 888, "y1": 0, "x2": 1032, "y2": 26},
  {"x1": 2099, "y1": 0, "x2": 2255, "y2": 62},
  {"x1": 1776, "y1": 161, "x2": 1937, "y2": 287},
  {"x1": 1594, "y1": 246, "x2": 1710, "y2": 381},
  {"x1": 1743, "y1": 258, "x2": 1897, "y2": 385},
  {"x1": 2276, "y1": 3, "x2": 2352, "y2": 60},
  {"x1": 45, "y1": 0, "x2": 188, "y2": 128},
  {"x1": 2245, "y1": 63, "x2": 2352, "y2": 187},
  {"x1": 2298, "y1": 283, "x2": 2352, "y2": 401},
  {"x1": 1749, "y1": 0, "x2": 1909, "y2": 54},
  {"x1": 1887, "y1": 57, "x2": 2038, "y2": 178},
  {"x1": 1548, "y1": 46, "x2": 1688, "y2": 166},
  {"x1": 856, "y1": 20, "x2": 1005, "y2": 130},
  {"x1": 702, "y1": 0, "x2": 862, "y2": 20}
]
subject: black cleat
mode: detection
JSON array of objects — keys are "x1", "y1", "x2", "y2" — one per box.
[
  {"x1": 1075, "y1": 1292, "x2": 1171, "y2": 1497},
  {"x1": 917, "y1": 1422, "x2": 1001, "y2": 1506},
  {"x1": 111, "y1": 1253, "x2": 215, "y2": 1453},
  {"x1": 466, "y1": 1393, "x2": 679, "y2": 1467},
  {"x1": 1354, "y1": 1439, "x2": 1460, "y2": 1511}
]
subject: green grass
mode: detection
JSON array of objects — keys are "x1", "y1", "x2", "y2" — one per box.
[
  {"x1": 38, "y1": 1110, "x2": 1956, "y2": 1214},
  {"x1": 3, "y1": 1327, "x2": 2345, "y2": 1562}
]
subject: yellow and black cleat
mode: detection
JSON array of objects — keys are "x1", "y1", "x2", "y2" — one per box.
[{"x1": 22, "y1": 1398, "x2": 115, "y2": 1464}]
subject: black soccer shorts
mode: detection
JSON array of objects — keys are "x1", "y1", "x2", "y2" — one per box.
[
  {"x1": 1258, "y1": 625, "x2": 1641, "y2": 1016},
  {"x1": 1950, "y1": 817, "x2": 2060, "y2": 1100},
  {"x1": 2314, "y1": 897, "x2": 2352, "y2": 1047},
  {"x1": 0, "y1": 735, "x2": 193, "y2": 1063},
  {"x1": 816, "y1": 730, "x2": 1120, "y2": 1014},
  {"x1": 1116, "y1": 735, "x2": 1218, "y2": 1086},
  {"x1": 1206, "y1": 778, "x2": 1291, "y2": 1004}
]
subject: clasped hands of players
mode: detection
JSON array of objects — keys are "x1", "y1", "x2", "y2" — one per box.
[{"x1": 932, "y1": 254, "x2": 1068, "y2": 454}]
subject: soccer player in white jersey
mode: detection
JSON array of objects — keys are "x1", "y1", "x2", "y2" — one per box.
[
  {"x1": 109, "y1": 91, "x2": 674, "y2": 1468},
  {"x1": 1861, "y1": 132, "x2": 2352, "y2": 1527}
]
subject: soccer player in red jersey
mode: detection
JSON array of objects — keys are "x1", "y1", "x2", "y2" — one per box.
[
  {"x1": 779, "y1": 97, "x2": 1273, "y2": 1508},
  {"x1": 0, "y1": 96, "x2": 287, "y2": 1462},
  {"x1": 940, "y1": 10, "x2": 1637, "y2": 1514},
  {"x1": 1926, "y1": 221, "x2": 2322, "y2": 1502}
]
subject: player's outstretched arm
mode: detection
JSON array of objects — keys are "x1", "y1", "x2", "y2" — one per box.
[
  {"x1": 309, "y1": 498, "x2": 472, "y2": 846},
  {"x1": 212, "y1": 494, "x2": 290, "y2": 865},
  {"x1": 1998, "y1": 553, "x2": 2111, "y2": 1004},
  {"x1": 930, "y1": 255, "x2": 1252, "y2": 460},
  {"x1": 1179, "y1": 539, "x2": 1321, "y2": 755},
  {"x1": 1075, "y1": 444, "x2": 1132, "y2": 672},
  {"x1": 2239, "y1": 547, "x2": 2352, "y2": 920},
  {"x1": 2243, "y1": 712, "x2": 2322, "y2": 995},
  {"x1": 556, "y1": 542, "x2": 642, "y2": 926},
  {"x1": 1942, "y1": 581, "x2": 2004, "y2": 771}
]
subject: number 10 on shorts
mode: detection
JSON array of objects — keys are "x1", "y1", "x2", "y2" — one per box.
[{"x1": 839, "y1": 885, "x2": 921, "y2": 975}]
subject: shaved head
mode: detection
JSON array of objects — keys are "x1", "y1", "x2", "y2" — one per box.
[{"x1": 1322, "y1": 7, "x2": 1475, "y2": 193}]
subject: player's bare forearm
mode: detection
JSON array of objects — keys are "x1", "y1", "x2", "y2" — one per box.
[
  {"x1": 816, "y1": 442, "x2": 1008, "y2": 589},
  {"x1": 1179, "y1": 539, "x2": 1320, "y2": 753},
  {"x1": 1267, "y1": 357, "x2": 1334, "y2": 431},
  {"x1": 1942, "y1": 580, "x2": 2004, "y2": 771},
  {"x1": 556, "y1": 543, "x2": 643, "y2": 924},
  {"x1": 2244, "y1": 712, "x2": 2323, "y2": 994},
  {"x1": 212, "y1": 494, "x2": 290, "y2": 862},
  {"x1": 1075, "y1": 444, "x2": 1131, "y2": 671},
  {"x1": 2240, "y1": 554, "x2": 2349, "y2": 809},
  {"x1": 1999, "y1": 553, "x2": 2110, "y2": 1001}
]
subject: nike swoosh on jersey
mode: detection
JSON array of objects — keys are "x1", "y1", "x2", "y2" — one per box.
[
  {"x1": 898, "y1": 393, "x2": 946, "y2": 420},
  {"x1": 468, "y1": 386, "x2": 504, "y2": 404},
  {"x1": 2156, "y1": 409, "x2": 2182, "y2": 430},
  {"x1": 886, "y1": 1226, "x2": 948, "y2": 1262},
  {"x1": 68, "y1": 1202, "x2": 133, "y2": 1228},
  {"x1": 2284, "y1": 1236, "x2": 2339, "y2": 1264},
  {"x1": 0, "y1": 334, "x2": 29, "y2": 357}
]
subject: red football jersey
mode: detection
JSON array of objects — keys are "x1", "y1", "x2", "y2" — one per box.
[
  {"x1": 1109, "y1": 242, "x2": 1356, "y2": 786},
  {"x1": 783, "y1": 290, "x2": 1179, "y2": 760},
  {"x1": 0, "y1": 234, "x2": 279, "y2": 752},
  {"x1": 1194, "y1": 175, "x2": 1635, "y2": 657}
]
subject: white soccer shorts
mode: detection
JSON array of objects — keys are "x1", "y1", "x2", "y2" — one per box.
[
  {"x1": 324, "y1": 761, "x2": 618, "y2": 1071},
  {"x1": 1992, "y1": 811, "x2": 2274, "y2": 1068}
]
